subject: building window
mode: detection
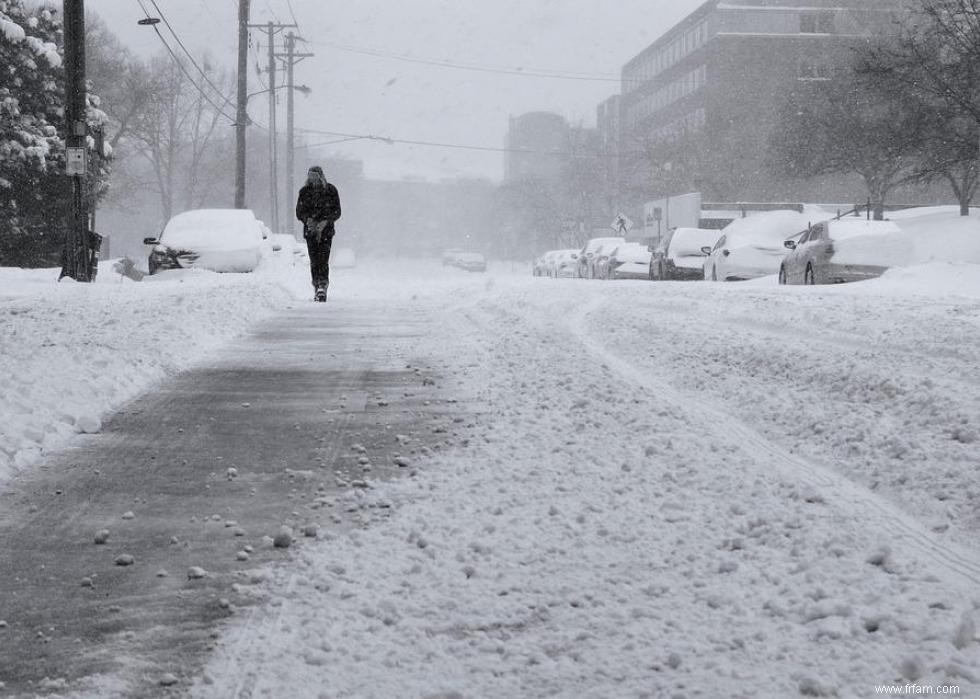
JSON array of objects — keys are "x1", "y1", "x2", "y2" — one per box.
[{"x1": 800, "y1": 11, "x2": 834, "y2": 34}]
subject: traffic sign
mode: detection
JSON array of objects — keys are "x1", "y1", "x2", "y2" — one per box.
[{"x1": 611, "y1": 213, "x2": 633, "y2": 235}]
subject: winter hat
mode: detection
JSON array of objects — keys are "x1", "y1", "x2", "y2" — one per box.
[{"x1": 307, "y1": 165, "x2": 326, "y2": 187}]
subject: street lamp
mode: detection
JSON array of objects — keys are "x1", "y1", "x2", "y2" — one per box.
[{"x1": 137, "y1": 17, "x2": 160, "y2": 26}]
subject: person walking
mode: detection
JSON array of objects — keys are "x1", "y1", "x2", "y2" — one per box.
[{"x1": 295, "y1": 166, "x2": 342, "y2": 302}]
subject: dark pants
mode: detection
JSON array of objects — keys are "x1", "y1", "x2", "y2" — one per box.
[{"x1": 306, "y1": 234, "x2": 333, "y2": 289}]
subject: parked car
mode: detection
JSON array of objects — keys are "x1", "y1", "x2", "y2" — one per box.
[
  {"x1": 442, "y1": 248, "x2": 464, "y2": 266},
  {"x1": 607, "y1": 242, "x2": 652, "y2": 280},
  {"x1": 578, "y1": 237, "x2": 625, "y2": 279},
  {"x1": 592, "y1": 243, "x2": 620, "y2": 279},
  {"x1": 780, "y1": 219, "x2": 907, "y2": 285},
  {"x1": 534, "y1": 250, "x2": 559, "y2": 277},
  {"x1": 651, "y1": 227, "x2": 721, "y2": 280},
  {"x1": 702, "y1": 207, "x2": 829, "y2": 281},
  {"x1": 144, "y1": 209, "x2": 267, "y2": 274},
  {"x1": 551, "y1": 249, "x2": 580, "y2": 278},
  {"x1": 455, "y1": 252, "x2": 487, "y2": 272}
]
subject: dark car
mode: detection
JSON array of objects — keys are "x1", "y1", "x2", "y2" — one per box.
[{"x1": 650, "y1": 227, "x2": 721, "y2": 281}]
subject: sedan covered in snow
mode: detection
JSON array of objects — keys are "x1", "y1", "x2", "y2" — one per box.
[
  {"x1": 144, "y1": 209, "x2": 268, "y2": 274},
  {"x1": 550, "y1": 249, "x2": 580, "y2": 278},
  {"x1": 780, "y1": 219, "x2": 909, "y2": 285},
  {"x1": 578, "y1": 237, "x2": 625, "y2": 279},
  {"x1": 651, "y1": 227, "x2": 721, "y2": 281},
  {"x1": 607, "y1": 242, "x2": 652, "y2": 280},
  {"x1": 702, "y1": 207, "x2": 829, "y2": 282},
  {"x1": 533, "y1": 250, "x2": 560, "y2": 277}
]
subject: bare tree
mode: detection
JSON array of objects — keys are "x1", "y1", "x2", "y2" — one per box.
[
  {"x1": 860, "y1": 0, "x2": 980, "y2": 214},
  {"x1": 129, "y1": 54, "x2": 232, "y2": 220},
  {"x1": 769, "y1": 61, "x2": 927, "y2": 220}
]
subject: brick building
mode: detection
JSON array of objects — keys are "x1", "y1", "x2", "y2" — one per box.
[{"x1": 615, "y1": 0, "x2": 903, "y2": 207}]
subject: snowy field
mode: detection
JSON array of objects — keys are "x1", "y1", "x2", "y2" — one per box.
[{"x1": 3, "y1": 249, "x2": 980, "y2": 697}]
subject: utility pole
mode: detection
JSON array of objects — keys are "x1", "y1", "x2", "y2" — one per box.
[
  {"x1": 234, "y1": 0, "x2": 250, "y2": 209},
  {"x1": 278, "y1": 32, "x2": 313, "y2": 238},
  {"x1": 61, "y1": 0, "x2": 92, "y2": 282},
  {"x1": 266, "y1": 21, "x2": 279, "y2": 234},
  {"x1": 247, "y1": 20, "x2": 295, "y2": 234}
]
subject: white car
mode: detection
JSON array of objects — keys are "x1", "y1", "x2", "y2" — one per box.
[
  {"x1": 780, "y1": 219, "x2": 908, "y2": 285},
  {"x1": 145, "y1": 209, "x2": 267, "y2": 274},
  {"x1": 551, "y1": 249, "x2": 580, "y2": 278},
  {"x1": 608, "y1": 242, "x2": 652, "y2": 280},
  {"x1": 702, "y1": 207, "x2": 829, "y2": 281},
  {"x1": 534, "y1": 250, "x2": 560, "y2": 277},
  {"x1": 578, "y1": 237, "x2": 625, "y2": 278},
  {"x1": 651, "y1": 227, "x2": 721, "y2": 281}
]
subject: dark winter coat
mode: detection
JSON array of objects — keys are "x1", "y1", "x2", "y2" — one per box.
[{"x1": 295, "y1": 183, "x2": 342, "y2": 239}]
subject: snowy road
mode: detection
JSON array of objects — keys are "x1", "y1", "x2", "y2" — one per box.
[{"x1": 187, "y1": 266, "x2": 980, "y2": 699}]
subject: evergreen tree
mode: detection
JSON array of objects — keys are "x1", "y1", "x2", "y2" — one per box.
[{"x1": 0, "y1": 0, "x2": 110, "y2": 267}]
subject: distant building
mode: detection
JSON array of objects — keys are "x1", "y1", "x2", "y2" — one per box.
[
  {"x1": 616, "y1": 0, "x2": 901, "y2": 204},
  {"x1": 504, "y1": 112, "x2": 569, "y2": 182},
  {"x1": 596, "y1": 95, "x2": 622, "y2": 213}
]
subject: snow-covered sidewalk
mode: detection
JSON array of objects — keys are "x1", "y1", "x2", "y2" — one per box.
[
  {"x1": 191, "y1": 264, "x2": 980, "y2": 699},
  {"x1": 0, "y1": 258, "x2": 300, "y2": 485}
]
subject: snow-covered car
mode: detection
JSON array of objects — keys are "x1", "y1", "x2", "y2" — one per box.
[
  {"x1": 534, "y1": 251, "x2": 559, "y2": 277},
  {"x1": 578, "y1": 237, "x2": 625, "y2": 279},
  {"x1": 551, "y1": 249, "x2": 580, "y2": 278},
  {"x1": 780, "y1": 219, "x2": 908, "y2": 285},
  {"x1": 592, "y1": 243, "x2": 620, "y2": 280},
  {"x1": 455, "y1": 252, "x2": 487, "y2": 272},
  {"x1": 702, "y1": 207, "x2": 829, "y2": 281},
  {"x1": 144, "y1": 209, "x2": 267, "y2": 274},
  {"x1": 651, "y1": 227, "x2": 721, "y2": 281},
  {"x1": 607, "y1": 242, "x2": 652, "y2": 280},
  {"x1": 442, "y1": 248, "x2": 464, "y2": 266}
]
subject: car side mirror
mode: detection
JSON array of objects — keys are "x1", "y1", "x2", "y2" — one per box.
[
  {"x1": 143, "y1": 237, "x2": 159, "y2": 245},
  {"x1": 722, "y1": 249, "x2": 730, "y2": 257},
  {"x1": 700, "y1": 246, "x2": 712, "y2": 255},
  {"x1": 784, "y1": 240, "x2": 797, "y2": 250}
]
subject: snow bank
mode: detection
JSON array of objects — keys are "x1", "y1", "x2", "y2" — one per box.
[
  {"x1": 0, "y1": 256, "x2": 297, "y2": 486},
  {"x1": 892, "y1": 210, "x2": 980, "y2": 265}
]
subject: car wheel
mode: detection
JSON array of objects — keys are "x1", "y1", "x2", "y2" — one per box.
[
  {"x1": 778, "y1": 266, "x2": 786, "y2": 285},
  {"x1": 805, "y1": 264, "x2": 816, "y2": 285},
  {"x1": 711, "y1": 265, "x2": 717, "y2": 281}
]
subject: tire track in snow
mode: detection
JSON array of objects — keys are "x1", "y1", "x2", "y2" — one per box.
[{"x1": 566, "y1": 297, "x2": 980, "y2": 587}]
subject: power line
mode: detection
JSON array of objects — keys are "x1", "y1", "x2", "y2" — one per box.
[
  {"x1": 135, "y1": 0, "x2": 237, "y2": 122},
  {"x1": 295, "y1": 127, "x2": 624, "y2": 159},
  {"x1": 285, "y1": 0, "x2": 300, "y2": 30},
  {"x1": 146, "y1": 0, "x2": 238, "y2": 115},
  {"x1": 303, "y1": 39, "x2": 622, "y2": 82}
]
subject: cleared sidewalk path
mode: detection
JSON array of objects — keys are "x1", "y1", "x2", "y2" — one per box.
[{"x1": 0, "y1": 300, "x2": 465, "y2": 697}]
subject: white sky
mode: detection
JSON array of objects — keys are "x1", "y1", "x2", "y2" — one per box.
[{"x1": 91, "y1": 0, "x2": 705, "y2": 181}]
